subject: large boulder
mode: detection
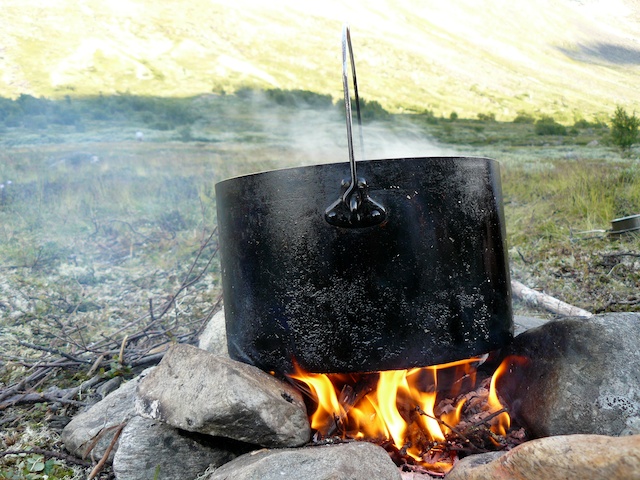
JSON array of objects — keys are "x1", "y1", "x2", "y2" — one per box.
[
  {"x1": 113, "y1": 416, "x2": 239, "y2": 480},
  {"x1": 446, "y1": 434, "x2": 640, "y2": 480},
  {"x1": 198, "y1": 308, "x2": 229, "y2": 357},
  {"x1": 499, "y1": 312, "x2": 640, "y2": 437},
  {"x1": 135, "y1": 343, "x2": 311, "y2": 447},
  {"x1": 204, "y1": 441, "x2": 402, "y2": 480},
  {"x1": 62, "y1": 373, "x2": 147, "y2": 462}
]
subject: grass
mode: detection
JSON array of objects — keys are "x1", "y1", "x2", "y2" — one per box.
[{"x1": 1, "y1": 90, "x2": 639, "y2": 478}]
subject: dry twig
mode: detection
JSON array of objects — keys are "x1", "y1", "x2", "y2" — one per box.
[
  {"x1": 87, "y1": 422, "x2": 126, "y2": 479},
  {"x1": 0, "y1": 448, "x2": 92, "y2": 467}
]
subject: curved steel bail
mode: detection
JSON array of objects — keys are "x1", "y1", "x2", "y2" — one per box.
[
  {"x1": 325, "y1": 24, "x2": 387, "y2": 228},
  {"x1": 342, "y1": 24, "x2": 365, "y2": 188}
]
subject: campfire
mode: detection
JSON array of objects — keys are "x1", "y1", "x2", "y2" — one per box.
[
  {"x1": 212, "y1": 25, "x2": 525, "y2": 477},
  {"x1": 287, "y1": 355, "x2": 527, "y2": 476}
]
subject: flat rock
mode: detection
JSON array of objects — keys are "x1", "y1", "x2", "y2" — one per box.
[
  {"x1": 205, "y1": 441, "x2": 402, "y2": 480},
  {"x1": 135, "y1": 343, "x2": 311, "y2": 447},
  {"x1": 198, "y1": 308, "x2": 229, "y2": 357},
  {"x1": 513, "y1": 314, "x2": 547, "y2": 335},
  {"x1": 113, "y1": 416, "x2": 238, "y2": 480},
  {"x1": 62, "y1": 373, "x2": 146, "y2": 462},
  {"x1": 446, "y1": 434, "x2": 640, "y2": 480},
  {"x1": 500, "y1": 312, "x2": 640, "y2": 437}
]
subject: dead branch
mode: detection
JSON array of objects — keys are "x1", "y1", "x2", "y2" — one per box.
[
  {"x1": 595, "y1": 297, "x2": 640, "y2": 313},
  {"x1": 511, "y1": 280, "x2": 593, "y2": 318},
  {"x1": 17, "y1": 341, "x2": 92, "y2": 364},
  {"x1": 602, "y1": 252, "x2": 640, "y2": 259},
  {"x1": 0, "y1": 391, "x2": 88, "y2": 411},
  {"x1": 2, "y1": 226, "x2": 222, "y2": 418},
  {"x1": 156, "y1": 226, "x2": 219, "y2": 319},
  {"x1": 0, "y1": 359, "x2": 69, "y2": 403},
  {"x1": 87, "y1": 422, "x2": 125, "y2": 479},
  {"x1": 415, "y1": 405, "x2": 471, "y2": 444},
  {"x1": 467, "y1": 407, "x2": 509, "y2": 429},
  {"x1": 0, "y1": 448, "x2": 92, "y2": 467}
]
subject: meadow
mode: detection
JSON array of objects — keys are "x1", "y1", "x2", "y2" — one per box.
[{"x1": 0, "y1": 90, "x2": 639, "y2": 477}]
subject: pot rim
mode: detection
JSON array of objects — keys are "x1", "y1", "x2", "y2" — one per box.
[{"x1": 215, "y1": 155, "x2": 498, "y2": 185}]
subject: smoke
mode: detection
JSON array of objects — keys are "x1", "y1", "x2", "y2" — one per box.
[{"x1": 230, "y1": 90, "x2": 458, "y2": 170}]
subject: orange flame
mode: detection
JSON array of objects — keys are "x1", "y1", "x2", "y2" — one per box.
[
  {"x1": 487, "y1": 358, "x2": 510, "y2": 436},
  {"x1": 288, "y1": 355, "x2": 517, "y2": 473}
]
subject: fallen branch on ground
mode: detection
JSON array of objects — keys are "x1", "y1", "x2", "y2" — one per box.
[
  {"x1": 0, "y1": 226, "x2": 222, "y2": 411},
  {"x1": 511, "y1": 280, "x2": 593, "y2": 318},
  {"x1": 0, "y1": 448, "x2": 93, "y2": 467}
]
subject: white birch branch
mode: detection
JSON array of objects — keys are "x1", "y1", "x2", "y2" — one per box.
[{"x1": 511, "y1": 280, "x2": 593, "y2": 318}]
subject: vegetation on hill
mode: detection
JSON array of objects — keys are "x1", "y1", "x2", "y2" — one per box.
[{"x1": 2, "y1": 0, "x2": 640, "y2": 122}]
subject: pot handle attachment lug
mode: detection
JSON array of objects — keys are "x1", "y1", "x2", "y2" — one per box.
[{"x1": 325, "y1": 25, "x2": 387, "y2": 228}]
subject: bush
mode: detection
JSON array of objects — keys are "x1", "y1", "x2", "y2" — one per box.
[
  {"x1": 266, "y1": 89, "x2": 333, "y2": 109},
  {"x1": 419, "y1": 109, "x2": 439, "y2": 125},
  {"x1": 513, "y1": 112, "x2": 535, "y2": 124},
  {"x1": 534, "y1": 115, "x2": 567, "y2": 135},
  {"x1": 610, "y1": 106, "x2": 639, "y2": 150},
  {"x1": 573, "y1": 119, "x2": 592, "y2": 129},
  {"x1": 477, "y1": 112, "x2": 496, "y2": 122},
  {"x1": 357, "y1": 98, "x2": 389, "y2": 121}
]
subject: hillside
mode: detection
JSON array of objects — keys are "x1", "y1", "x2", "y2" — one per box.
[{"x1": 2, "y1": 0, "x2": 640, "y2": 120}]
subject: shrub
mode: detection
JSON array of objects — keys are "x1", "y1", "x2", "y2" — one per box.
[
  {"x1": 610, "y1": 106, "x2": 639, "y2": 150},
  {"x1": 449, "y1": 111, "x2": 458, "y2": 121},
  {"x1": 573, "y1": 119, "x2": 592, "y2": 129},
  {"x1": 534, "y1": 115, "x2": 567, "y2": 135},
  {"x1": 477, "y1": 112, "x2": 495, "y2": 122},
  {"x1": 357, "y1": 98, "x2": 389, "y2": 121},
  {"x1": 0, "y1": 97, "x2": 21, "y2": 123},
  {"x1": 266, "y1": 89, "x2": 333, "y2": 109},
  {"x1": 513, "y1": 112, "x2": 535, "y2": 124},
  {"x1": 419, "y1": 109, "x2": 439, "y2": 125}
]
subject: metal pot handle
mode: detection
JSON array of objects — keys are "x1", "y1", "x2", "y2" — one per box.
[
  {"x1": 325, "y1": 24, "x2": 387, "y2": 228},
  {"x1": 343, "y1": 24, "x2": 365, "y2": 181}
]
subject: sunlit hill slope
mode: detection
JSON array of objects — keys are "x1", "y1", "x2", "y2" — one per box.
[{"x1": 2, "y1": 0, "x2": 640, "y2": 121}]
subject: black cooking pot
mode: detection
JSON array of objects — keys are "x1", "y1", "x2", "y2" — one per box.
[{"x1": 216, "y1": 156, "x2": 513, "y2": 374}]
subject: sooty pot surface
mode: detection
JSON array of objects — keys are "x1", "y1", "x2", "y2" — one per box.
[{"x1": 216, "y1": 156, "x2": 513, "y2": 374}]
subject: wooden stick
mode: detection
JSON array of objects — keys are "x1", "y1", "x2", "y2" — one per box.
[
  {"x1": 511, "y1": 280, "x2": 593, "y2": 318},
  {"x1": 87, "y1": 423, "x2": 125, "y2": 479},
  {"x1": 0, "y1": 392, "x2": 87, "y2": 410},
  {"x1": 0, "y1": 448, "x2": 92, "y2": 467},
  {"x1": 118, "y1": 335, "x2": 129, "y2": 365}
]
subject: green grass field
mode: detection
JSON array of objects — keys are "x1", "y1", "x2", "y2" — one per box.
[
  {"x1": 1, "y1": 92, "x2": 638, "y2": 343},
  {"x1": 1, "y1": 91, "x2": 639, "y2": 478}
]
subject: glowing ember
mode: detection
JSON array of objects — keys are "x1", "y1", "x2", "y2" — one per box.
[{"x1": 288, "y1": 356, "x2": 523, "y2": 474}]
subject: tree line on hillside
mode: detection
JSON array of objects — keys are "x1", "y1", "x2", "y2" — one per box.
[
  {"x1": 0, "y1": 89, "x2": 388, "y2": 132},
  {"x1": 0, "y1": 89, "x2": 636, "y2": 150},
  {"x1": 0, "y1": 93, "x2": 197, "y2": 131}
]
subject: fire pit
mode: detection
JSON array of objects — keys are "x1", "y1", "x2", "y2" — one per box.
[
  {"x1": 287, "y1": 354, "x2": 526, "y2": 475},
  {"x1": 213, "y1": 25, "x2": 518, "y2": 475}
]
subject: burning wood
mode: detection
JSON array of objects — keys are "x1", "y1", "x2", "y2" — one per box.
[{"x1": 287, "y1": 356, "x2": 528, "y2": 475}]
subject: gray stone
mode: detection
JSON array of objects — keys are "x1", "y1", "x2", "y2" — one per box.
[
  {"x1": 113, "y1": 416, "x2": 237, "y2": 480},
  {"x1": 205, "y1": 441, "x2": 402, "y2": 480},
  {"x1": 198, "y1": 308, "x2": 229, "y2": 356},
  {"x1": 136, "y1": 343, "x2": 311, "y2": 447},
  {"x1": 62, "y1": 373, "x2": 146, "y2": 462},
  {"x1": 446, "y1": 434, "x2": 640, "y2": 480},
  {"x1": 513, "y1": 314, "x2": 547, "y2": 335},
  {"x1": 500, "y1": 312, "x2": 640, "y2": 437}
]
